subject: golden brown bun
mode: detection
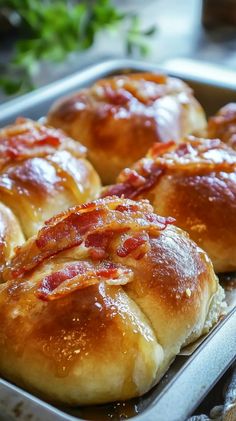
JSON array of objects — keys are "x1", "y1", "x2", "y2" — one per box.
[
  {"x1": 0, "y1": 118, "x2": 101, "y2": 238},
  {"x1": 47, "y1": 73, "x2": 206, "y2": 184},
  {"x1": 0, "y1": 202, "x2": 24, "y2": 276},
  {"x1": 208, "y1": 103, "x2": 236, "y2": 149},
  {"x1": 103, "y1": 138, "x2": 236, "y2": 272},
  {"x1": 0, "y1": 197, "x2": 224, "y2": 405}
]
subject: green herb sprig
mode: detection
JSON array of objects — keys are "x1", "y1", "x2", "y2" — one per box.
[{"x1": 0, "y1": 0, "x2": 157, "y2": 95}]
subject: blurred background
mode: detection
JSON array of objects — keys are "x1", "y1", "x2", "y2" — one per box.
[{"x1": 0, "y1": 0, "x2": 236, "y2": 101}]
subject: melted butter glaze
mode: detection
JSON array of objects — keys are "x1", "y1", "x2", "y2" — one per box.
[
  {"x1": 49, "y1": 151, "x2": 100, "y2": 203},
  {"x1": 155, "y1": 172, "x2": 236, "y2": 248},
  {"x1": 122, "y1": 228, "x2": 213, "y2": 314},
  {"x1": 0, "y1": 280, "x2": 157, "y2": 380},
  {"x1": 0, "y1": 158, "x2": 61, "y2": 200},
  {"x1": 48, "y1": 73, "x2": 206, "y2": 184},
  {"x1": 144, "y1": 167, "x2": 236, "y2": 272}
]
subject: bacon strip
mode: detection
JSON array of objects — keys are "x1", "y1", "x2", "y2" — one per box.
[
  {"x1": 103, "y1": 137, "x2": 236, "y2": 199},
  {"x1": 147, "y1": 141, "x2": 175, "y2": 158},
  {"x1": 4, "y1": 197, "x2": 174, "y2": 282},
  {"x1": 102, "y1": 166, "x2": 164, "y2": 199},
  {"x1": 102, "y1": 86, "x2": 132, "y2": 106},
  {"x1": 147, "y1": 137, "x2": 236, "y2": 169},
  {"x1": 116, "y1": 233, "x2": 150, "y2": 259},
  {"x1": 37, "y1": 261, "x2": 133, "y2": 301},
  {"x1": 0, "y1": 118, "x2": 86, "y2": 169},
  {"x1": 93, "y1": 73, "x2": 168, "y2": 106}
]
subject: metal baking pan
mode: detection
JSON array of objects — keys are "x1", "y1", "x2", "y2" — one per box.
[
  {"x1": 0, "y1": 59, "x2": 235, "y2": 421},
  {"x1": 1, "y1": 57, "x2": 236, "y2": 126}
]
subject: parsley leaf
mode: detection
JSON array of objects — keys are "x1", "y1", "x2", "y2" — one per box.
[{"x1": 0, "y1": 0, "x2": 157, "y2": 95}]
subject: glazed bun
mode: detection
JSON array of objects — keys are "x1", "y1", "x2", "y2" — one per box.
[
  {"x1": 208, "y1": 103, "x2": 236, "y2": 149},
  {"x1": 47, "y1": 73, "x2": 206, "y2": 184},
  {"x1": 103, "y1": 137, "x2": 236, "y2": 272},
  {"x1": 0, "y1": 197, "x2": 224, "y2": 405},
  {"x1": 0, "y1": 118, "x2": 101, "y2": 238}
]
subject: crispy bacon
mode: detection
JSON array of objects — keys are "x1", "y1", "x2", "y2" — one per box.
[
  {"x1": 36, "y1": 208, "x2": 105, "y2": 250},
  {"x1": 5, "y1": 197, "x2": 174, "y2": 282},
  {"x1": 0, "y1": 118, "x2": 86, "y2": 169},
  {"x1": 116, "y1": 233, "x2": 150, "y2": 259},
  {"x1": 102, "y1": 165, "x2": 164, "y2": 199},
  {"x1": 85, "y1": 231, "x2": 114, "y2": 261},
  {"x1": 148, "y1": 141, "x2": 176, "y2": 158},
  {"x1": 37, "y1": 261, "x2": 133, "y2": 301},
  {"x1": 101, "y1": 183, "x2": 136, "y2": 199},
  {"x1": 102, "y1": 86, "x2": 132, "y2": 106},
  {"x1": 94, "y1": 73, "x2": 168, "y2": 106},
  {"x1": 119, "y1": 169, "x2": 146, "y2": 187},
  {"x1": 148, "y1": 137, "x2": 236, "y2": 167},
  {"x1": 115, "y1": 203, "x2": 140, "y2": 213},
  {"x1": 103, "y1": 137, "x2": 236, "y2": 200},
  {"x1": 37, "y1": 197, "x2": 171, "y2": 258}
]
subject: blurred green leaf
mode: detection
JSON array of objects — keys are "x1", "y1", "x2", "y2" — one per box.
[
  {"x1": 0, "y1": 0, "x2": 157, "y2": 95},
  {"x1": 0, "y1": 78, "x2": 22, "y2": 94}
]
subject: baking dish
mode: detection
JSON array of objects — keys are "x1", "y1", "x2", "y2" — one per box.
[{"x1": 0, "y1": 58, "x2": 235, "y2": 421}]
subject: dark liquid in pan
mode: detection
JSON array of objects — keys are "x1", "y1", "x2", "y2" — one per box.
[
  {"x1": 220, "y1": 272, "x2": 236, "y2": 291},
  {"x1": 67, "y1": 399, "x2": 141, "y2": 420}
]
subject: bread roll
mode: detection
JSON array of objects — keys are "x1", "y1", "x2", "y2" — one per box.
[
  {"x1": 103, "y1": 137, "x2": 236, "y2": 272},
  {"x1": 47, "y1": 73, "x2": 206, "y2": 184},
  {"x1": 0, "y1": 118, "x2": 101, "y2": 238},
  {"x1": 0, "y1": 197, "x2": 224, "y2": 405},
  {"x1": 208, "y1": 103, "x2": 236, "y2": 149}
]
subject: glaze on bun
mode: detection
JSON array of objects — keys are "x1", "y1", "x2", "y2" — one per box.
[
  {"x1": 48, "y1": 73, "x2": 206, "y2": 184},
  {"x1": 0, "y1": 197, "x2": 224, "y2": 405}
]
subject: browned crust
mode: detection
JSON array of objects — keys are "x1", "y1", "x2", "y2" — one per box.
[
  {"x1": 0, "y1": 198, "x2": 217, "y2": 404},
  {"x1": 0, "y1": 117, "x2": 87, "y2": 169},
  {"x1": 103, "y1": 137, "x2": 236, "y2": 272},
  {"x1": 48, "y1": 73, "x2": 206, "y2": 184},
  {"x1": 0, "y1": 119, "x2": 101, "y2": 238}
]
